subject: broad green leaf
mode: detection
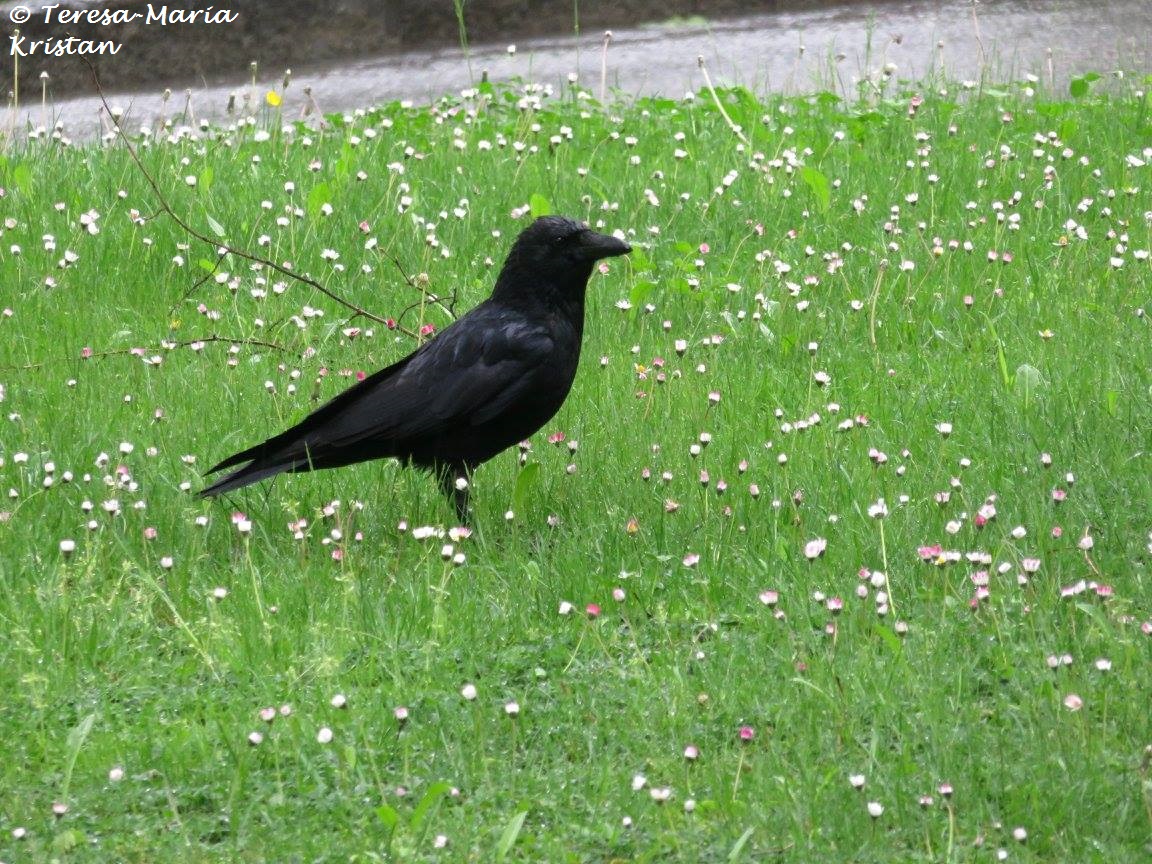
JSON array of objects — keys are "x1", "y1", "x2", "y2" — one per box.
[
  {"x1": 800, "y1": 165, "x2": 830, "y2": 211},
  {"x1": 12, "y1": 162, "x2": 32, "y2": 191},
  {"x1": 200, "y1": 166, "x2": 214, "y2": 191},
  {"x1": 65, "y1": 712, "x2": 95, "y2": 755},
  {"x1": 1014, "y1": 364, "x2": 1044, "y2": 402},
  {"x1": 334, "y1": 154, "x2": 352, "y2": 182},
  {"x1": 1036, "y1": 101, "x2": 1070, "y2": 118},
  {"x1": 629, "y1": 280, "x2": 656, "y2": 309},
  {"x1": 1104, "y1": 388, "x2": 1119, "y2": 417},
  {"x1": 873, "y1": 623, "x2": 903, "y2": 653},
  {"x1": 52, "y1": 829, "x2": 84, "y2": 852},
  {"x1": 495, "y1": 810, "x2": 529, "y2": 861},
  {"x1": 1074, "y1": 601, "x2": 1111, "y2": 631},
  {"x1": 410, "y1": 781, "x2": 453, "y2": 832},
  {"x1": 1069, "y1": 74, "x2": 1099, "y2": 98},
  {"x1": 728, "y1": 827, "x2": 755, "y2": 862},
  {"x1": 779, "y1": 332, "x2": 796, "y2": 358},
  {"x1": 983, "y1": 320, "x2": 1010, "y2": 385},
  {"x1": 375, "y1": 803, "x2": 401, "y2": 830},
  {"x1": 205, "y1": 214, "x2": 227, "y2": 238},
  {"x1": 628, "y1": 246, "x2": 653, "y2": 273},
  {"x1": 529, "y1": 193, "x2": 552, "y2": 217},
  {"x1": 62, "y1": 713, "x2": 96, "y2": 799},
  {"x1": 513, "y1": 462, "x2": 541, "y2": 514},
  {"x1": 307, "y1": 182, "x2": 331, "y2": 219}
]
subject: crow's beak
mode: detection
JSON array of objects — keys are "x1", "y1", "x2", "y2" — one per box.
[{"x1": 579, "y1": 230, "x2": 631, "y2": 262}]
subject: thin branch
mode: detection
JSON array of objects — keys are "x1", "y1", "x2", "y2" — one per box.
[
  {"x1": 388, "y1": 254, "x2": 420, "y2": 292},
  {"x1": 79, "y1": 57, "x2": 390, "y2": 327},
  {"x1": 1, "y1": 335, "x2": 288, "y2": 371},
  {"x1": 387, "y1": 255, "x2": 460, "y2": 324},
  {"x1": 172, "y1": 249, "x2": 228, "y2": 313}
]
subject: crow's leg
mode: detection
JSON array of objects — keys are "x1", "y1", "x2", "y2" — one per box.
[
  {"x1": 436, "y1": 464, "x2": 472, "y2": 524},
  {"x1": 452, "y1": 483, "x2": 470, "y2": 523}
]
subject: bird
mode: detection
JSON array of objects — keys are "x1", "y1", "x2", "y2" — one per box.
[{"x1": 199, "y1": 215, "x2": 631, "y2": 520}]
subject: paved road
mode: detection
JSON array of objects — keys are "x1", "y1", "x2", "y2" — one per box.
[{"x1": 6, "y1": 0, "x2": 1150, "y2": 139}]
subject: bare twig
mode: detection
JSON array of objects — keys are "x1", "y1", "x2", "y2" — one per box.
[
  {"x1": 387, "y1": 255, "x2": 421, "y2": 293},
  {"x1": 79, "y1": 57, "x2": 389, "y2": 328},
  {"x1": 1, "y1": 335, "x2": 288, "y2": 371},
  {"x1": 388, "y1": 255, "x2": 460, "y2": 323},
  {"x1": 172, "y1": 249, "x2": 228, "y2": 313}
]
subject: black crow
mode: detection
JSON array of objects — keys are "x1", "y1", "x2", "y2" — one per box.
[{"x1": 199, "y1": 215, "x2": 630, "y2": 518}]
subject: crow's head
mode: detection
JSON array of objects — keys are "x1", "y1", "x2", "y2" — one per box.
[
  {"x1": 495, "y1": 216, "x2": 630, "y2": 302},
  {"x1": 522, "y1": 215, "x2": 631, "y2": 264}
]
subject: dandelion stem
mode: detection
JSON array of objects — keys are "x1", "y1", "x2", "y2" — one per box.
[
  {"x1": 868, "y1": 265, "x2": 885, "y2": 348},
  {"x1": 562, "y1": 624, "x2": 588, "y2": 675},
  {"x1": 879, "y1": 519, "x2": 894, "y2": 616},
  {"x1": 11, "y1": 29, "x2": 18, "y2": 118},
  {"x1": 429, "y1": 563, "x2": 454, "y2": 652},
  {"x1": 945, "y1": 801, "x2": 956, "y2": 859},
  {"x1": 697, "y1": 56, "x2": 750, "y2": 146},
  {"x1": 247, "y1": 549, "x2": 269, "y2": 632},
  {"x1": 452, "y1": 0, "x2": 473, "y2": 85},
  {"x1": 732, "y1": 747, "x2": 746, "y2": 799},
  {"x1": 970, "y1": 0, "x2": 987, "y2": 73},
  {"x1": 599, "y1": 31, "x2": 612, "y2": 106},
  {"x1": 141, "y1": 570, "x2": 218, "y2": 678}
]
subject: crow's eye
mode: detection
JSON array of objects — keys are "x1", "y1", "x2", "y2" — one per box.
[{"x1": 553, "y1": 231, "x2": 584, "y2": 248}]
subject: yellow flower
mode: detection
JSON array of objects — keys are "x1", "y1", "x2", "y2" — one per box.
[{"x1": 265, "y1": 90, "x2": 282, "y2": 107}]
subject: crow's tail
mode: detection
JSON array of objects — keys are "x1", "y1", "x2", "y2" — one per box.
[{"x1": 198, "y1": 458, "x2": 294, "y2": 497}]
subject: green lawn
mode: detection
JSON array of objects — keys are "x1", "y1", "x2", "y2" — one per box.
[{"x1": 1, "y1": 68, "x2": 1151, "y2": 861}]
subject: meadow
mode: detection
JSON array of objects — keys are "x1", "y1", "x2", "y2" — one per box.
[{"x1": 1, "y1": 60, "x2": 1151, "y2": 862}]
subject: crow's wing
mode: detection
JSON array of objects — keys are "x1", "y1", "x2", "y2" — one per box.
[
  {"x1": 206, "y1": 304, "x2": 560, "y2": 483},
  {"x1": 311, "y1": 309, "x2": 558, "y2": 451}
]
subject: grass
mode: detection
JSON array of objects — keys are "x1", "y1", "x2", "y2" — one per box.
[{"x1": 1, "y1": 63, "x2": 1151, "y2": 862}]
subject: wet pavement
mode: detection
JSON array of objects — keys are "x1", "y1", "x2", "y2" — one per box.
[{"x1": 5, "y1": 0, "x2": 1150, "y2": 139}]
